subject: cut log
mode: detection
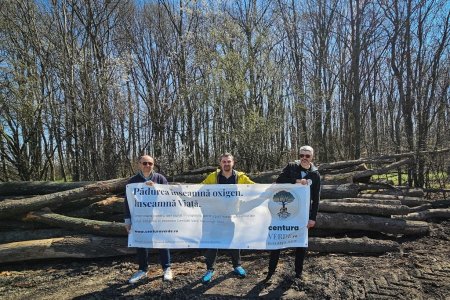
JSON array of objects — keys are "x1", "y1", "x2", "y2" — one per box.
[
  {"x1": 308, "y1": 237, "x2": 399, "y2": 253},
  {"x1": 23, "y1": 210, "x2": 127, "y2": 236},
  {"x1": 55, "y1": 194, "x2": 115, "y2": 213},
  {"x1": 397, "y1": 209, "x2": 450, "y2": 221},
  {"x1": 0, "y1": 229, "x2": 75, "y2": 244},
  {"x1": 66, "y1": 196, "x2": 124, "y2": 220},
  {"x1": 316, "y1": 212, "x2": 429, "y2": 235},
  {"x1": 318, "y1": 202, "x2": 410, "y2": 216},
  {"x1": 323, "y1": 163, "x2": 368, "y2": 175},
  {"x1": 0, "y1": 220, "x2": 53, "y2": 231},
  {"x1": 322, "y1": 171, "x2": 370, "y2": 185},
  {"x1": 0, "y1": 178, "x2": 128, "y2": 219},
  {"x1": 179, "y1": 166, "x2": 217, "y2": 175},
  {"x1": 352, "y1": 158, "x2": 414, "y2": 181},
  {"x1": 320, "y1": 184, "x2": 361, "y2": 199},
  {"x1": 0, "y1": 235, "x2": 133, "y2": 263},
  {"x1": 358, "y1": 194, "x2": 431, "y2": 207},
  {"x1": 321, "y1": 198, "x2": 402, "y2": 205},
  {"x1": 0, "y1": 181, "x2": 92, "y2": 196}
]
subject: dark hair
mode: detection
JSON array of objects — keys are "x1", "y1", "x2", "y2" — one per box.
[{"x1": 219, "y1": 152, "x2": 234, "y2": 162}]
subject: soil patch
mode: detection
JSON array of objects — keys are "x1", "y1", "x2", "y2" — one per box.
[{"x1": 1, "y1": 222, "x2": 449, "y2": 299}]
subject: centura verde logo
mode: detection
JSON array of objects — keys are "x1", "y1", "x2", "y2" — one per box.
[{"x1": 268, "y1": 189, "x2": 299, "y2": 219}]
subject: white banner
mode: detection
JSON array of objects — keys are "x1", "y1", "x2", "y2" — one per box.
[{"x1": 126, "y1": 183, "x2": 310, "y2": 250}]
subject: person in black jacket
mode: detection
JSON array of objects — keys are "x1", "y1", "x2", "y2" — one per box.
[
  {"x1": 266, "y1": 145, "x2": 321, "y2": 281},
  {"x1": 124, "y1": 155, "x2": 173, "y2": 283}
]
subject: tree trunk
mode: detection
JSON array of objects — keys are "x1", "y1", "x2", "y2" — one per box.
[
  {"x1": 308, "y1": 237, "x2": 399, "y2": 254},
  {"x1": 23, "y1": 210, "x2": 127, "y2": 236},
  {"x1": 358, "y1": 194, "x2": 431, "y2": 207},
  {"x1": 0, "y1": 178, "x2": 128, "y2": 219},
  {"x1": 0, "y1": 235, "x2": 133, "y2": 263},
  {"x1": 66, "y1": 196, "x2": 124, "y2": 219},
  {"x1": 318, "y1": 202, "x2": 410, "y2": 216},
  {"x1": 0, "y1": 229, "x2": 75, "y2": 244},
  {"x1": 0, "y1": 181, "x2": 92, "y2": 196},
  {"x1": 321, "y1": 198, "x2": 402, "y2": 205},
  {"x1": 316, "y1": 212, "x2": 429, "y2": 235},
  {"x1": 399, "y1": 209, "x2": 450, "y2": 221},
  {"x1": 352, "y1": 158, "x2": 414, "y2": 180}
]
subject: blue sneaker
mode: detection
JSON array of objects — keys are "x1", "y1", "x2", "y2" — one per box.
[
  {"x1": 202, "y1": 270, "x2": 214, "y2": 283},
  {"x1": 129, "y1": 270, "x2": 147, "y2": 284},
  {"x1": 234, "y1": 266, "x2": 246, "y2": 278}
]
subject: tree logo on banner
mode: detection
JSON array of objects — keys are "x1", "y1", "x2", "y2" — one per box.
[{"x1": 269, "y1": 190, "x2": 299, "y2": 219}]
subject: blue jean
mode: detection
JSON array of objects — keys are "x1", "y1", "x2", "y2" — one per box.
[{"x1": 137, "y1": 248, "x2": 171, "y2": 271}]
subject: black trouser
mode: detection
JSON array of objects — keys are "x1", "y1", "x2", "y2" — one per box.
[
  {"x1": 204, "y1": 249, "x2": 241, "y2": 270},
  {"x1": 137, "y1": 248, "x2": 171, "y2": 272},
  {"x1": 268, "y1": 247, "x2": 307, "y2": 277}
]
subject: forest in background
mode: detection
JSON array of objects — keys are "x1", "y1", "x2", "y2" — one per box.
[{"x1": 0, "y1": 0, "x2": 449, "y2": 187}]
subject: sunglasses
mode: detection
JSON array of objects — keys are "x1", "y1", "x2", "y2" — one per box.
[
  {"x1": 299, "y1": 154, "x2": 311, "y2": 158},
  {"x1": 141, "y1": 162, "x2": 154, "y2": 166}
]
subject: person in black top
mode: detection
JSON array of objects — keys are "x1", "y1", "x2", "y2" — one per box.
[
  {"x1": 124, "y1": 155, "x2": 173, "y2": 283},
  {"x1": 266, "y1": 145, "x2": 321, "y2": 281}
]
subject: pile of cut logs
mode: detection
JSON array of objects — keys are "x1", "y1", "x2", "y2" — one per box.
[{"x1": 0, "y1": 156, "x2": 448, "y2": 264}]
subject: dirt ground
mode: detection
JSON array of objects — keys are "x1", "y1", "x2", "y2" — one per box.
[{"x1": 0, "y1": 221, "x2": 449, "y2": 300}]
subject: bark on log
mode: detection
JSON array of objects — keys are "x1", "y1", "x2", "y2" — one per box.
[
  {"x1": 322, "y1": 171, "x2": 369, "y2": 184},
  {"x1": 320, "y1": 184, "x2": 361, "y2": 199},
  {"x1": 179, "y1": 166, "x2": 217, "y2": 175},
  {"x1": 308, "y1": 237, "x2": 399, "y2": 253},
  {"x1": 0, "y1": 235, "x2": 133, "y2": 263},
  {"x1": 55, "y1": 194, "x2": 115, "y2": 213},
  {"x1": 324, "y1": 163, "x2": 368, "y2": 175},
  {"x1": 0, "y1": 220, "x2": 53, "y2": 231},
  {"x1": 316, "y1": 212, "x2": 429, "y2": 235},
  {"x1": 360, "y1": 187, "x2": 424, "y2": 197},
  {"x1": 397, "y1": 209, "x2": 450, "y2": 221},
  {"x1": 66, "y1": 196, "x2": 124, "y2": 219},
  {"x1": 0, "y1": 229, "x2": 75, "y2": 244},
  {"x1": 352, "y1": 158, "x2": 414, "y2": 181},
  {"x1": 0, "y1": 181, "x2": 92, "y2": 196},
  {"x1": 321, "y1": 198, "x2": 402, "y2": 205},
  {"x1": 23, "y1": 210, "x2": 127, "y2": 236},
  {"x1": 318, "y1": 202, "x2": 409, "y2": 216},
  {"x1": 358, "y1": 194, "x2": 431, "y2": 207},
  {"x1": 0, "y1": 178, "x2": 128, "y2": 219}
]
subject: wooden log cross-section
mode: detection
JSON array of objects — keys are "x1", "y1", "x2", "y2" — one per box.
[{"x1": 0, "y1": 178, "x2": 128, "y2": 219}]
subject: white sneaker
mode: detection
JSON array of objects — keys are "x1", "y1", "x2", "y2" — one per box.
[
  {"x1": 163, "y1": 267, "x2": 173, "y2": 281},
  {"x1": 129, "y1": 270, "x2": 147, "y2": 284}
]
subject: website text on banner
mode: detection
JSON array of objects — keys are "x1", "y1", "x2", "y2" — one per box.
[{"x1": 126, "y1": 183, "x2": 310, "y2": 250}]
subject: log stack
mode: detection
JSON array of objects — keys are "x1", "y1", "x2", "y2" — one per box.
[{"x1": 0, "y1": 156, "x2": 448, "y2": 263}]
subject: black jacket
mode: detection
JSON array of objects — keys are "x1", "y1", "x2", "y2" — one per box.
[
  {"x1": 123, "y1": 172, "x2": 168, "y2": 224},
  {"x1": 276, "y1": 162, "x2": 321, "y2": 221}
]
